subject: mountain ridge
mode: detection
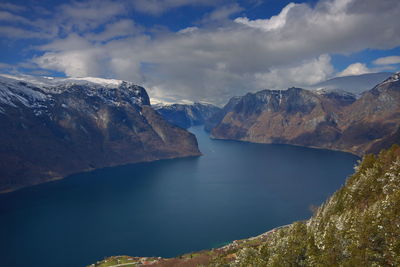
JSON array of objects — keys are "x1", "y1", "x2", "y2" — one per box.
[
  {"x1": 0, "y1": 75, "x2": 201, "y2": 193},
  {"x1": 210, "y1": 72, "x2": 400, "y2": 156}
]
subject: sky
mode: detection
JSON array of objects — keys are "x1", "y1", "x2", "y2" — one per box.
[{"x1": 0, "y1": 0, "x2": 400, "y2": 104}]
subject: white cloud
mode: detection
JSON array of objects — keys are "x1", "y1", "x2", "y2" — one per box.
[
  {"x1": 0, "y1": 62, "x2": 13, "y2": 69},
  {"x1": 0, "y1": 3, "x2": 26, "y2": 13},
  {"x1": 373, "y1": 55, "x2": 400, "y2": 65},
  {"x1": 235, "y1": 3, "x2": 296, "y2": 31},
  {"x1": 199, "y1": 3, "x2": 243, "y2": 24},
  {"x1": 337, "y1": 58, "x2": 400, "y2": 77},
  {"x1": 5, "y1": 0, "x2": 400, "y2": 104},
  {"x1": 85, "y1": 19, "x2": 140, "y2": 42},
  {"x1": 34, "y1": 51, "x2": 99, "y2": 77},
  {"x1": 178, "y1": 27, "x2": 199, "y2": 34},
  {"x1": 131, "y1": 0, "x2": 222, "y2": 15},
  {"x1": 0, "y1": 11, "x2": 32, "y2": 25},
  {"x1": 254, "y1": 55, "x2": 334, "y2": 89},
  {"x1": 0, "y1": 25, "x2": 52, "y2": 39},
  {"x1": 57, "y1": 0, "x2": 127, "y2": 33},
  {"x1": 337, "y1": 63, "x2": 371, "y2": 77}
]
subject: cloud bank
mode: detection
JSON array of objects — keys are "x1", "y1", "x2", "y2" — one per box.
[
  {"x1": 373, "y1": 56, "x2": 400, "y2": 65},
  {"x1": 2, "y1": 0, "x2": 400, "y2": 104}
]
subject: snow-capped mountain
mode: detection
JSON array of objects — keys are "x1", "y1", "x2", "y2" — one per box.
[
  {"x1": 315, "y1": 88, "x2": 356, "y2": 106},
  {"x1": 0, "y1": 74, "x2": 149, "y2": 113},
  {"x1": 309, "y1": 72, "x2": 393, "y2": 95},
  {"x1": 0, "y1": 74, "x2": 200, "y2": 193}
]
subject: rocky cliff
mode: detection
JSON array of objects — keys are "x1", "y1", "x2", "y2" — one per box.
[
  {"x1": 211, "y1": 72, "x2": 400, "y2": 155},
  {"x1": 0, "y1": 75, "x2": 200, "y2": 193},
  {"x1": 204, "y1": 96, "x2": 241, "y2": 132},
  {"x1": 154, "y1": 102, "x2": 221, "y2": 129}
]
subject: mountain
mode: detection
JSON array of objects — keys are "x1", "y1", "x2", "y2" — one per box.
[
  {"x1": 211, "y1": 72, "x2": 400, "y2": 156},
  {"x1": 93, "y1": 144, "x2": 400, "y2": 266},
  {"x1": 204, "y1": 96, "x2": 241, "y2": 132},
  {"x1": 154, "y1": 102, "x2": 221, "y2": 129},
  {"x1": 309, "y1": 72, "x2": 393, "y2": 95},
  {"x1": 0, "y1": 75, "x2": 201, "y2": 193}
]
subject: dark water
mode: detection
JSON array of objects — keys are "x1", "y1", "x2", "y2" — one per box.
[{"x1": 0, "y1": 126, "x2": 358, "y2": 267}]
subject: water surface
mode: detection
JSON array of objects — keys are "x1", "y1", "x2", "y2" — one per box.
[{"x1": 0, "y1": 126, "x2": 358, "y2": 267}]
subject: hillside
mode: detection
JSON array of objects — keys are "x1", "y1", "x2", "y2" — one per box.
[
  {"x1": 211, "y1": 72, "x2": 400, "y2": 156},
  {"x1": 92, "y1": 144, "x2": 400, "y2": 266},
  {"x1": 209, "y1": 143, "x2": 400, "y2": 266},
  {"x1": 0, "y1": 75, "x2": 201, "y2": 193}
]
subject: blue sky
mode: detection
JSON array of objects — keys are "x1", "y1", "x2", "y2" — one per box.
[{"x1": 0, "y1": 0, "x2": 400, "y2": 103}]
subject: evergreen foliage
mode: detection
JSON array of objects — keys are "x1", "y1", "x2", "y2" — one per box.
[{"x1": 210, "y1": 144, "x2": 400, "y2": 266}]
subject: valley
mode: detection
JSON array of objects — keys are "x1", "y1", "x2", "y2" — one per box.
[{"x1": 0, "y1": 126, "x2": 357, "y2": 267}]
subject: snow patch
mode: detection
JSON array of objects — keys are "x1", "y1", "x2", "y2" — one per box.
[
  {"x1": 0, "y1": 74, "x2": 129, "y2": 89},
  {"x1": 0, "y1": 74, "x2": 147, "y2": 113},
  {"x1": 67, "y1": 77, "x2": 124, "y2": 86},
  {"x1": 0, "y1": 75, "x2": 50, "y2": 109},
  {"x1": 315, "y1": 88, "x2": 355, "y2": 98},
  {"x1": 380, "y1": 72, "x2": 400, "y2": 85}
]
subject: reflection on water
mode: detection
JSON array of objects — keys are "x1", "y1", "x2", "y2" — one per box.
[{"x1": 0, "y1": 126, "x2": 358, "y2": 267}]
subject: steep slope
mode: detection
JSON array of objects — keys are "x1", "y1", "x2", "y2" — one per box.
[
  {"x1": 93, "y1": 144, "x2": 400, "y2": 266},
  {"x1": 0, "y1": 75, "x2": 200, "y2": 193},
  {"x1": 154, "y1": 102, "x2": 221, "y2": 129},
  {"x1": 209, "y1": 144, "x2": 400, "y2": 266},
  {"x1": 309, "y1": 72, "x2": 393, "y2": 95},
  {"x1": 204, "y1": 96, "x2": 241, "y2": 132},
  {"x1": 212, "y1": 88, "x2": 353, "y2": 150},
  {"x1": 211, "y1": 72, "x2": 400, "y2": 155}
]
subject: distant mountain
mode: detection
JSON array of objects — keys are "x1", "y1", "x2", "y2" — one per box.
[
  {"x1": 154, "y1": 102, "x2": 221, "y2": 129},
  {"x1": 0, "y1": 75, "x2": 200, "y2": 193},
  {"x1": 309, "y1": 72, "x2": 393, "y2": 95},
  {"x1": 210, "y1": 72, "x2": 400, "y2": 155},
  {"x1": 308, "y1": 72, "x2": 393, "y2": 95}
]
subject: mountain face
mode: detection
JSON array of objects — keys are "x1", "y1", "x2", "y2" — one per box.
[
  {"x1": 93, "y1": 144, "x2": 400, "y2": 266},
  {"x1": 211, "y1": 72, "x2": 400, "y2": 155},
  {"x1": 309, "y1": 72, "x2": 393, "y2": 95},
  {"x1": 0, "y1": 75, "x2": 200, "y2": 193},
  {"x1": 154, "y1": 102, "x2": 221, "y2": 129},
  {"x1": 204, "y1": 96, "x2": 241, "y2": 132}
]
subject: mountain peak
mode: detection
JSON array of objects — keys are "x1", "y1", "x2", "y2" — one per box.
[
  {"x1": 0, "y1": 74, "x2": 150, "y2": 113},
  {"x1": 379, "y1": 71, "x2": 400, "y2": 86},
  {"x1": 0, "y1": 74, "x2": 135, "y2": 89}
]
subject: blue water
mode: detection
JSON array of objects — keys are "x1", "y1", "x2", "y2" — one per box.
[{"x1": 0, "y1": 126, "x2": 358, "y2": 267}]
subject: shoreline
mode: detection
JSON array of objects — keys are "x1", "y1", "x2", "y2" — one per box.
[{"x1": 0, "y1": 152, "x2": 202, "y2": 195}]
